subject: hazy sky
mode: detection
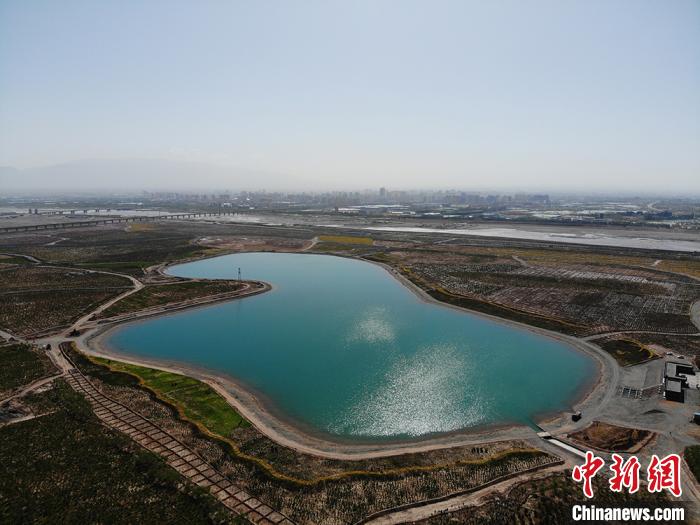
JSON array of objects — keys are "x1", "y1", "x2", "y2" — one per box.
[{"x1": 1, "y1": 0, "x2": 699, "y2": 192}]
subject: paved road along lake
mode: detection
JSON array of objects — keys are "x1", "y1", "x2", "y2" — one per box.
[{"x1": 105, "y1": 252, "x2": 596, "y2": 442}]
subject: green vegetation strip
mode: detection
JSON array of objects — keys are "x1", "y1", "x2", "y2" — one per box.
[
  {"x1": 86, "y1": 352, "x2": 550, "y2": 486},
  {"x1": 94, "y1": 358, "x2": 249, "y2": 435}
]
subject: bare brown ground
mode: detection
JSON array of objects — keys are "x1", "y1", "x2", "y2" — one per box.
[
  {"x1": 194, "y1": 235, "x2": 312, "y2": 254},
  {"x1": 567, "y1": 421, "x2": 655, "y2": 453}
]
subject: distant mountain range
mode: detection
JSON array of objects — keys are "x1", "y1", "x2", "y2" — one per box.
[{"x1": 0, "y1": 158, "x2": 303, "y2": 192}]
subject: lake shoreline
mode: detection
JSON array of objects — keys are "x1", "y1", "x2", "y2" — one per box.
[
  {"x1": 355, "y1": 255, "x2": 616, "y2": 429},
  {"x1": 85, "y1": 333, "x2": 542, "y2": 459},
  {"x1": 81, "y1": 251, "x2": 617, "y2": 459}
]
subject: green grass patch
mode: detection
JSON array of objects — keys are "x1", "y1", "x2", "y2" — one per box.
[{"x1": 94, "y1": 358, "x2": 249, "y2": 437}]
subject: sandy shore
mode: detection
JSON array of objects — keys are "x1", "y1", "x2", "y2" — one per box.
[{"x1": 80, "y1": 251, "x2": 617, "y2": 460}]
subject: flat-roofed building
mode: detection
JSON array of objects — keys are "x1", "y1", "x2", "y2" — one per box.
[
  {"x1": 665, "y1": 378, "x2": 684, "y2": 403},
  {"x1": 665, "y1": 361, "x2": 695, "y2": 388}
]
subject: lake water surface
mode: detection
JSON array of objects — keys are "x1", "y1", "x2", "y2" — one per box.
[{"x1": 105, "y1": 252, "x2": 596, "y2": 441}]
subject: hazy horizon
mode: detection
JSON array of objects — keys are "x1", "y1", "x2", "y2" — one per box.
[
  {"x1": 1, "y1": 1, "x2": 699, "y2": 193},
  {"x1": 2, "y1": 158, "x2": 700, "y2": 197}
]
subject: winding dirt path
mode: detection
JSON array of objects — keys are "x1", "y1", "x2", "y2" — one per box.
[
  {"x1": 363, "y1": 463, "x2": 568, "y2": 524},
  {"x1": 583, "y1": 330, "x2": 700, "y2": 341},
  {"x1": 302, "y1": 236, "x2": 319, "y2": 251},
  {"x1": 0, "y1": 373, "x2": 63, "y2": 404},
  {"x1": 59, "y1": 268, "x2": 144, "y2": 335},
  {"x1": 0, "y1": 252, "x2": 42, "y2": 263}
]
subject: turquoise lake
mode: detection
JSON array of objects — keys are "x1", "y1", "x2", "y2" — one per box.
[{"x1": 105, "y1": 252, "x2": 596, "y2": 441}]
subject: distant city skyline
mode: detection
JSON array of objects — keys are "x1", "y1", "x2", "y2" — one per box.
[
  {"x1": 1, "y1": 1, "x2": 699, "y2": 193},
  {"x1": 2, "y1": 158, "x2": 699, "y2": 197}
]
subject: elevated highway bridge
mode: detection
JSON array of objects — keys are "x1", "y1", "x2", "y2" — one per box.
[{"x1": 0, "y1": 211, "x2": 237, "y2": 234}]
